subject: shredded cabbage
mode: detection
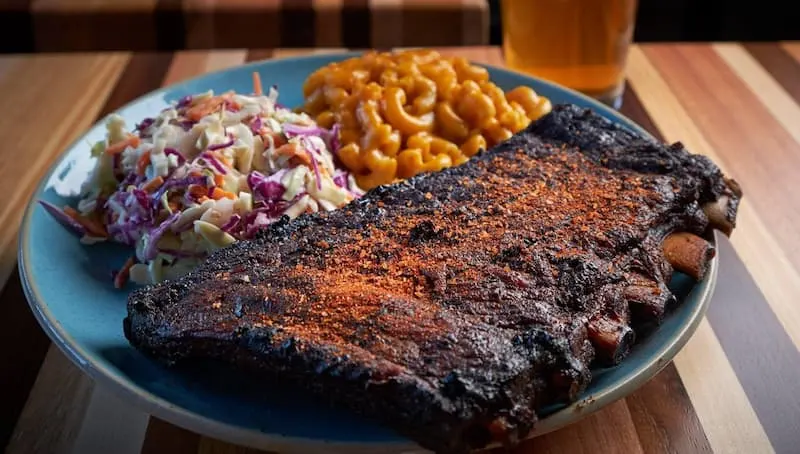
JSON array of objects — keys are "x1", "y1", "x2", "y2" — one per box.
[
  {"x1": 40, "y1": 82, "x2": 364, "y2": 287},
  {"x1": 141, "y1": 212, "x2": 181, "y2": 261}
]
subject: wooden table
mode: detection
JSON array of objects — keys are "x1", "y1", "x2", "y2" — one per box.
[
  {"x1": 2, "y1": 44, "x2": 800, "y2": 454},
  {"x1": 0, "y1": 0, "x2": 488, "y2": 53}
]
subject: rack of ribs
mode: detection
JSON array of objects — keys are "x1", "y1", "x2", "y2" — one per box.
[{"x1": 124, "y1": 104, "x2": 742, "y2": 454}]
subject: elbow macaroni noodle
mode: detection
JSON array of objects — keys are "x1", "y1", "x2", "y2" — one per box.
[{"x1": 302, "y1": 49, "x2": 552, "y2": 189}]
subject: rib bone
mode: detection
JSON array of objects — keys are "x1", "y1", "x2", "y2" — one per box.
[
  {"x1": 587, "y1": 314, "x2": 635, "y2": 366},
  {"x1": 702, "y1": 195, "x2": 734, "y2": 236},
  {"x1": 662, "y1": 232, "x2": 716, "y2": 280}
]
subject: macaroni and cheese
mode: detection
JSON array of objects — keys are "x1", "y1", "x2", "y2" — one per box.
[{"x1": 302, "y1": 49, "x2": 552, "y2": 189}]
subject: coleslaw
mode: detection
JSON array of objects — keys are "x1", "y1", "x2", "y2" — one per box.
[{"x1": 40, "y1": 73, "x2": 363, "y2": 287}]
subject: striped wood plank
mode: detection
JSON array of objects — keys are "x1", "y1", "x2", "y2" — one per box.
[{"x1": 4, "y1": 44, "x2": 800, "y2": 454}]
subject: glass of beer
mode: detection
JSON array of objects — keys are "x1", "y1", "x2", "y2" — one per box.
[{"x1": 501, "y1": 0, "x2": 638, "y2": 108}]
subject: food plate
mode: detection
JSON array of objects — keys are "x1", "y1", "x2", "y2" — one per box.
[{"x1": 19, "y1": 52, "x2": 717, "y2": 453}]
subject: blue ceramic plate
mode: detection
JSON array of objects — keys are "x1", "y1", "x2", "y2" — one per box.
[{"x1": 19, "y1": 53, "x2": 717, "y2": 453}]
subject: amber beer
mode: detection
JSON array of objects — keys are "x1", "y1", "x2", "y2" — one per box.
[{"x1": 501, "y1": 0, "x2": 638, "y2": 107}]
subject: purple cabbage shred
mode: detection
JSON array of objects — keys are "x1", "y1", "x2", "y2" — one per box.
[
  {"x1": 208, "y1": 135, "x2": 235, "y2": 152},
  {"x1": 201, "y1": 152, "x2": 228, "y2": 174},
  {"x1": 39, "y1": 200, "x2": 86, "y2": 237},
  {"x1": 247, "y1": 170, "x2": 287, "y2": 202},
  {"x1": 151, "y1": 175, "x2": 209, "y2": 202},
  {"x1": 220, "y1": 214, "x2": 242, "y2": 233},
  {"x1": 329, "y1": 123, "x2": 341, "y2": 154},
  {"x1": 176, "y1": 95, "x2": 193, "y2": 108},
  {"x1": 250, "y1": 117, "x2": 263, "y2": 134},
  {"x1": 283, "y1": 123, "x2": 324, "y2": 138},
  {"x1": 135, "y1": 118, "x2": 155, "y2": 132},
  {"x1": 142, "y1": 212, "x2": 181, "y2": 261}
]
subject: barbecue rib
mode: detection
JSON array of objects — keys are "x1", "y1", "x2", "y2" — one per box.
[{"x1": 124, "y1": 104, "x2": 742, "y2": 454}]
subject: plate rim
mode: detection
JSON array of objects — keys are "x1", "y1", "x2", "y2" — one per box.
[{"x1": 17, "y1": 52, "x2": 718, "y2": 453}]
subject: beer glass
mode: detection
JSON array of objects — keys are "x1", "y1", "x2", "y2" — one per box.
[{"x1": 501, "y1": 0, "x2": 638, "y2": 108}]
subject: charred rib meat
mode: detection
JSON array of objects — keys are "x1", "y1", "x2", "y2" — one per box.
[{"x1": 124, "y1": 104, "x2": 741, "y2": 454}]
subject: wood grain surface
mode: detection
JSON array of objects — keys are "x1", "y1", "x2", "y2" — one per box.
[
  {"x1": 0, "y1": 0, "x2": 488, "y2": 53},
  {"x1": 3, "y1": 43, "x2": 800, "y2": 454}
]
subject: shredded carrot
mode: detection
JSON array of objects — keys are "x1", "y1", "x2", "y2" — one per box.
[
  {"x1": 252, "y1": 72, "x2": 263, "y2": 96},
  {"x1": 141, "y1": 176, "x2": 164, "y2": 193},
  {"x1": 275, "y1": 143, "x2": 300, "y2": 157},
  {"x1": 262, "y1": 130, "x2": 286, "y2": 147},
  {"x1": 276, "y1": 143, "x2": 312, "y2": 166},
  {"x1": 113, "y1": 256, "x2": 136, "y2": 289},
  {"x1": 223, "y1": 100, "x2": 242, "y2": 112},
  {"x1": 198, "y1": 196, "x2": 210, "y2": 203},
  {"x1": 211, "y1": 187, "x2": 236, "y2": 200},
  {"x1": 217, "y1": 155, "x2": 233, "y2": 168},
  {"x1": 136, "y1": 151, "x2": 151, "y2": 176},
  {"x1": 63, "y1": 206, "x2": 108, "y2": 237},
  {"x1": 221, "y1": 93, "x2": 242, "y2": 111},
  {"x1": 188, "y1": 184, "x2": 208, "y2": 199},
  {"x1": 105, "y1": 135, "x2": 141, "y2": 156},
  {"x1": 186, "y1": 97, "x2": 225, "y2": 121},
  {"x1": 214, "y1": 174, "x2": 224, "y2": 186}
]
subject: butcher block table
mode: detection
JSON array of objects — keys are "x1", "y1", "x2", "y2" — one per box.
[
  {"x1": 3, "y1": 44, "x2": 800, "y2": 454},
  {"x1": 0, "y1": 0, "x2": 488, "y2": 53}
]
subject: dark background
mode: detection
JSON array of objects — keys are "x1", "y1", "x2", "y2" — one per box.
[
  {"x1": 489, "y1": 0, "x2": 800, "y2": 44},
  {"x1": 2, "y1": 0, "x2": 797, "y2": 54}
]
